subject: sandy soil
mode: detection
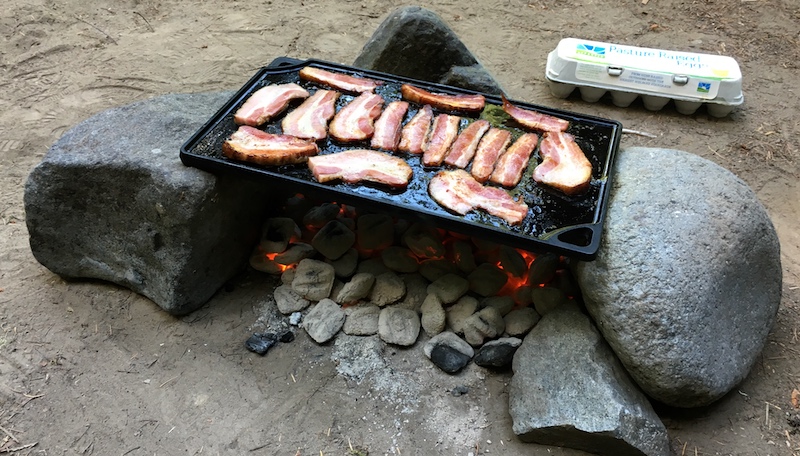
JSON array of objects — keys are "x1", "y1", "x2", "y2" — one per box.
[{"x1": 1, "y1": 1, "x2": 799, "y2": 455}]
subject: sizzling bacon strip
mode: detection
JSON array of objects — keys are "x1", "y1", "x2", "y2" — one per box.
[
  {"x1": 533, "y1": 132, "x2": 593, "y2": 195},
  {"x1": 501, "y1": 94, "x2": 569, "y2": 132},
  {"x1": 329, "y1": 93, "x2": 384, "y2": 142},
  {"x1": 490, "y1": 133, "x2": 539, "y2": 188},
  {"x1": 222, "y1": 126, "x2": 319, "y2": 166},
  {"x1": 470, "y1": 128, "x2": 512, "y2": 183},
  {"x1": 398, "y1": 104, "x2": 433, "y2": 154},
  {"x1": 370, "y1": 101, "x2": 410, "y2": 151},
  {"x1": 308, "y1": 149, "x2": 413, "y2": 188},
  {"x1": 233, "y1": 83, "x2": 309, "y2": 126},
  {"x1": 299, "y1": 66, "x2": 383, "y2": 93},
  {"x1": 401, "y1": 84, "x2": 485, "y2": 112},
  {"x1": 422, "y1": 114, "x2": 462, "y2": 167},
  {"x1": 428, "y1": 169, "x2": 529, "y2": 225},
  {"x1": 281, "y1": 89, "x2": 340, "y2": 140},
  {"x1": 444, "y1": 119, "x2": 491, "y2": 168}
]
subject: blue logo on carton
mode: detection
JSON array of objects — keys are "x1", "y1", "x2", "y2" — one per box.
[
  {"x1": 576, "y1": 43, "x2": 606, "y2": 58},
  {"x1": 696, "y1": 82, "x2": 711, "y2": 93}
]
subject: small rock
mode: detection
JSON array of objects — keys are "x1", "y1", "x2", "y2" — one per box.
[
  {"x1": 468, "y1": 263, "x2": 508, "y2": 297},
  {"x1": 420, "y1": 293, "x2": 446, "y2": 336},
  {"x1": 343, "y1": 304, "x2": 381, "y2": 336},
  {"x1": 381, "y1": 246, "x2": 420, "y2": 273},
  {"x1": 302, "y1": 299, "x2": 345, "y2": 344},
  {"x1": 274, "y1": 284, "x2": 311, "y2": 314},
  {"x1": 424, "y1": 331, "x2": 475, "y2": 359},
  {"x1": 427, "y1": 341, "x2": 472, "y2": 374},
  {"x1": 378, "y1": 307, "x2": 420, "y2": 346},
  {"x1": 369, "y1": 272, "x2": 406, "y2": 306},
  {"x1": 312, "y1": 220, "x2": 355, "y2": 260},
  {"x1": 532, "y1": 286, "x2": 566, "y2": 316},
  {"x1": 473, "y1": 337, "x2": 522, "y2": 369},
  {"x1": 428, "y1": 273, "x2": 469, "y2": 304},
  {"x1": 504, "y1": 307, "x2": 541, "y2": 337},
  {"x1": 292, "y1": 259, "x2": 336, "y2": 301},
  {"x1": 289, "y1": 312, "x2": 302, "y2": 326},
  {"x1": 446, "y1": 295, "x2": 479, "y2": 334},
  {"x1": 335, "y1": 273, "x2": 376, "y2": 305},
  {"x1": 450, "y1": 385, "x2": 469, "y2": 396}
]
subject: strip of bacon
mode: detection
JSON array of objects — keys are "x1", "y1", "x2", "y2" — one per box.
[
  {"x1": 501, "y1": 94, "x2": 570, "y2": 132},
  {"x1": 307, "y1": 149, "x2": 413, "y2": 188},
  {"x1": 422, "y1": 114, "x2": 462, "y2": 167},
  {"x1": 428, "y1": 169, "x2": 529, "y2": 225},
  {"x1": 233, "y1": 83, "x2": 310, "y2": 126},
  {"x1": 533, "y1": 132, "x2": 593, "y2": 195},
  {"x1": 281, "y1": 89, "x2": 340, "y2": 140},
  {"x1": 329, "y1": 93, "x2": 385, "y2": 142},
  {"x1": 299, "y1": 66, "x2": 383, "y2": 93},
  {"x1": 470, "y1": 128, "x2": 512, "y2": 183},
  {"x1": 222, "y1": 125, "x2": 319, "y2": 166},
  {"x1": 398, "y1": 104, "x2": 433, "y2": 154},
  {"x1": 401, "y1": 84, "x2": 485, "y2": 112},
  {"x1": 444, "y1": 119, "x2": 491, "y2": 168},
  {"x1": 370, "y1": 101, "x2": 410, "y2": 151},
  {"x1": 489, "y1": 133, "x2": 539, "y2": 188}
]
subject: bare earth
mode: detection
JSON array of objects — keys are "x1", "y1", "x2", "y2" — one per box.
[{"x1": 1, "y1": 1, "x2": 799, "y2": 455}]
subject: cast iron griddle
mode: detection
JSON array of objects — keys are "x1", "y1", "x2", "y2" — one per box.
[{"x1": 180, "y1": 57, "x2": 622, "y2": 260}]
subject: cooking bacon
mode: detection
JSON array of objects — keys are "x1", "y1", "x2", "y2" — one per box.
[
  {"x1": 422, "y1": 114, "x2": 461, "y2": 167},
  {"x1": 444, "y1": 119, "x2": 491, "y2": 168},
  {"x1": 533, "y1": 132, "x2": 593, "y2": 195},
  {"x1": 370, "y1": 101, "x2": 410, "y2": 151},
  {"x1": 307, "y1": 149, "x2": 413, "y2": 188},
  {"x1": 470, "y1": 128, "x2": 512, "y2": 183},
  {"x1": 299, "y1": 66, "x2": 383, "y2": 93},
  {"x1": 401, "y1": 84, "x2": 485, "y2": 112},
  {"x1": 501, "y1": 94, "x2": 569, "y2": 132},
  {"x1": 281, "y1": 89, "x2": 340, "y2": 140},
  {"x1": 398, "y1": 104, "x2": 433, "y2": 154},
  {"x1": 222, "y1": 125, "x2": 319, "y2": 166},
  {"x1": 329, "y1": 93, "x2": 384, "y2": 142},
  {"x1": 233, "y1": 83, "x2": 310, "y2": 126},
  {"x1": 489, "y1": 133, "x2": 539, "y2": 188},
  {"x1": 428, "y1": 169, "x2": 529, "y2": 225}
]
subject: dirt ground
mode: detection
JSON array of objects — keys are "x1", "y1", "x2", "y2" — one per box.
[{"x1": 1, "y1": 1, "x2": 798, "y2": 455}]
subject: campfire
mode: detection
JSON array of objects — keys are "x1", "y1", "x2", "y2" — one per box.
[{"x1": 247, "y1": 193, "x2": 578, "y2": 368}]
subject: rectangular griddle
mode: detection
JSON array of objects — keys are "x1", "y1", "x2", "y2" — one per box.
[{"x1": 180, "y1": 57, "x2": 622, "y2": 260}]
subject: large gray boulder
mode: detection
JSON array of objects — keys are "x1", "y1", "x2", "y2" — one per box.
[
  {"x1": 509, "y1": 302, "x2": 670, "y2": 456},
  {"x1": 24, "y1": 92, "x2": 272, "y2": 315},
  {"x1": 574, "y1": 147, "x2": 782, "y2": 408},
  {"x1": 353, "y1": 6, "x2": 503, "y2": 95}
]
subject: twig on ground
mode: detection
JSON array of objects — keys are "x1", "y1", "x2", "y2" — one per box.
[
  {"x1": 0, "y1": 425, "x2": 18, "y2": 443},
  {"x1": 73, "y1": 14, "x2": 117, "y2": 45},
  {"x1": 159, "y1": 375, "x2": 179, "y2": 388},
  {"x1": 133, "y1": 12, "x2": 154, "y2": 32},
  {"x1": 622, "y1": 128, "x2": 658, "y2": 138},
  {"x1": 0, "y1": 442, "x2": 38, "y2": 453}
]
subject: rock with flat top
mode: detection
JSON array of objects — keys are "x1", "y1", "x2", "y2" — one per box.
[
  {"x1": 574, "y1": 147, "x2": 782, "y2": 408},
  {"x1": 24, "y1": 92, "x2": 271, "y2": 315}
]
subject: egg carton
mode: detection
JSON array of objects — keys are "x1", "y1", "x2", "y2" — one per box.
[{"x1": 545, "y1": 38, "x2": 743, "y2": 117}]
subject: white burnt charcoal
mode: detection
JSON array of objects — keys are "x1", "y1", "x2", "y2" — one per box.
[
  {"x1": 463, "y1": 307, "x2": 505, "y2": 346},
  {"x1": 292, "y1": 259, "x2": 336, "y2": 301},
  {"x1": 368, "y1": 272, "x2": 406, "y2": 307},
  {"x1": 274, "y1": 284, "x2": 311, "y2": 315},
  {"x1": 468, "y1": 263, "x2": 508, "y2": 297},
  {"x1": 395, "y1": 273, "x2": 429, "y2": 313},
  {"x1": 302, "y1": 298, "x2": 345, "y2": 344},
  {"x1": 481, "y1": 296, "x2": 515, "y2": 316},
  {"x1": 312, "y1": 220, "x2": 355, "y2": 260},
  {"x1": 356, "y1": 213, "x2": 394, "y2": 251},
  {"x1": 335, "y1": 273, "x2": 376, "y2": 305},
  {"x1": 378, "y1": 307, "x2": 420, "y2": 346},
  {"x1": 380, "y1": 246, "x2": 420, "y2": 273},
  {"x1": 504, "y1": 307, "x2": 541, "y2": 337},
  {"x1": 420, "y1": 293, "x2": 446, "y2": 337},
  {"x1": 343, "y1": 304, "x2": 381, "y2": 336},
  {"x1": 427, "y1": 273, "x2": 469, "y2": 304},
  {"x1": 445, "y1": 296, "x2": 479, "y2": 335},
  {"x1": 250, "y1": 250, "x2": 286, "y2": 275},
  {"x1": 328, "y1": 248, "x2": 359, "y2": 278},
  {"x1": 473, "y1": 337, "x2": 522, "y2": 369},
  {"x1": 258, "y1": 217, "x2": 301, "y2": 254},
  {"x1": 423, "y1": 332, "x2": 474, "y2": 374},
  {"x1": 275, "y1": 243, "x2": 315, "y2": 266}
]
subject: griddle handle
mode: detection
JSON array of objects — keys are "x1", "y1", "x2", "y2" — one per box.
[{"x1": 546, "y1": 224, "x2": 602, "y2": 260}]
